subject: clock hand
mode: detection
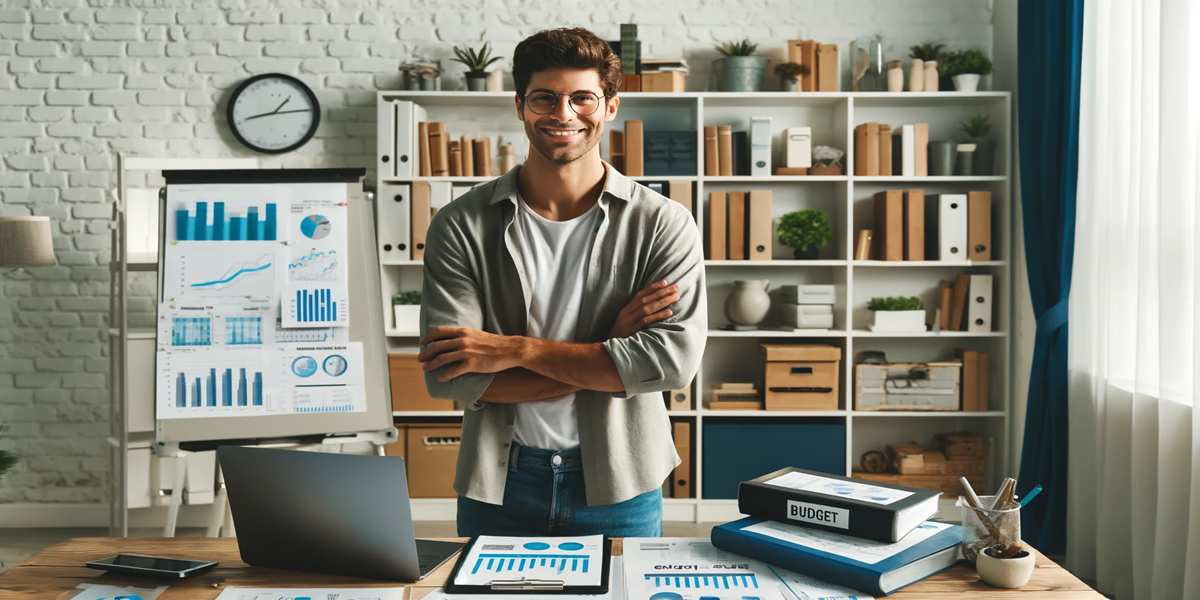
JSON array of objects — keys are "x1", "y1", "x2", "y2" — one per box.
[
  {"x1": 242, "y1": 97, "x2": 295, "y2": 121},
  {"x1": 272, "y1": 96, "x2": 291, "y2": 114},
  {"x1": 243, "y1": 108, "x2": 312, "y2": 121}
]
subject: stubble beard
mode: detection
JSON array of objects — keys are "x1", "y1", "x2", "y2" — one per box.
[{"x1": 524, "y1": 117, "x2": 603, "y2": 166}]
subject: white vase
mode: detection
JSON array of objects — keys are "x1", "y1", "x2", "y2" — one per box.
[
  {"x1": 976, "y1": 548, "x2": 1035, "y2": 589},
  {"x1": 953, "y1": 74, "x2": 981, "y2": 92},
  {"x1": 869, "y1": 310, "x2": 927, "y2": 332},
  {"x1": 486, "y1": 69, "x2": 504, "y2": 92},
  {"x1": 908, "y1": 58, "x2": 925, "y2": 91},
  {"x1": 923, "y1": 60, "x2": 939, "y2": 92},
  {"x1": 393, "y1": 304, "x2": 421, "y2": 332},
  {"x1": 725, "y1": 280, "x2": 771, "y2": 326}
]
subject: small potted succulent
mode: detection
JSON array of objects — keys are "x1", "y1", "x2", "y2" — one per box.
[
  {"x1": 960, "y1": 113, "x2": 995, "y2": 176},
  {"x1": 777, "y1": 210, "x2": 833, "y2": 260},
  {"x1": 451, "y1": 43, "x2": 503, "y2": 92},
  {"x1": 774, "y1": 62, "x2": 808, "y2": 92},
  {"x1": 867, "y1": 296, "x2": 926, "y2": 332},
  {"x1": 714, "y1": 39, "x2": 767, "y2": 92},
  {"x1": 976, "y1": 542, "x2": 1035, "y2": 589},
  {"x1": 393, "y1": 291, "x2": 421, "y2": 333},
  {"x1": 939, "y1": 49, "x2": 993, "y2": 92},
  {"x1": 399, "y1": 61, "x2": 441, "y2": 91}
]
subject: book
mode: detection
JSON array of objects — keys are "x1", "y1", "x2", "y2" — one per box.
[
  {"x1": 748, "y1": 190, "x2": 772, "y2": 260},
  {"x1": 708, "y1": 192, "x2": 727, "y2": 260},
  {"x1": 873, "y1": 190, "x2": 903, "y2": 261},
  {"x1": 900, "y1": 124, "x2": 914, "y2": 177},
  {"x1": 448, "y1": 140, "x2": 461, "y2": 176},
  {"x1": 816, "y1": 43, "x2": 838, "y2": 92},
  {"x1": 428, "y1": 122, "x2": 448, "y2": 176},
  {"x1": 732, "y1": 131, "x2": 748, "y2": 176},
  {"x1": 418, "y1": 121, "x2": 431, "y2": 177},
  {"x1": 939, "y1": 281, "x2": 953, "y2": 331},
  {"x1": 891, "y1": 133, "x2": 902, "y2": 174},
  {"x1": 950, "y1": 273, "x2": 971, "y2": 331},
  {"x1": 903, "y1": 189, "x2": 924, "y2": 261},
  {"x1": 737, "y1": 467, "x2": 941, "y2": 542},
  {"x1": 472, "y1": 137, "x2": 491, "y2": 177},
  {"x1": 713, "y1": 516, "x2": 961, "y2": 597},
  {"x1": 460, "y1": 135, "x2": 474, "y2": 177},
  {"x1": 667, "y1": 181, "x2": 693, "y2": 215},
  {"x1": 967, "y1": 191, "x2": 992, "y2": 261},
  {"x1": 728, "y1": 191, "x2": 746, "y2": 260},
  {"x1": 914, "y1": 123, "x2": 929, "y2": 176},
  {"x1": 625, "y1": 120, "x2": 644, "y2": 176},
  {"x1": 878, "y1": 124, "x2": 892, "y2": 177},
  {"x1": 717, "y1": 125, "x2": 733, "y2": 176},
  {"x1": 704, "y1": 126, "x2": 718, "y2": 176}
]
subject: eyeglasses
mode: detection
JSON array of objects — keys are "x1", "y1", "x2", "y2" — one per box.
[{"x1": 521, "y1": 91, "x2": 605, "y2": 116}]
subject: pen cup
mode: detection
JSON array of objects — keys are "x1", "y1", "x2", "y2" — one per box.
[{"x1": 957, "y1": 494, "x2": 1021, "y2": 564}]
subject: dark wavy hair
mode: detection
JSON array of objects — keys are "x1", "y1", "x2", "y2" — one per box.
[{"x1": 512, "y1": 28, "x2": 623, "y2": 100}]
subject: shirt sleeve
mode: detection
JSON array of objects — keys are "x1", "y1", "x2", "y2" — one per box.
[
  {"x1": 601, "y1": 208, "x2": 708, "y2": 397},
  {"x1": 420, "y1": 211, "x2": 495, "y2": 410}
]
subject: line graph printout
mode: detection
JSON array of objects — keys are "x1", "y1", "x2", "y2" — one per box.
[
  {"x1": 163, "y1": 242, "x2": 286, "y2": 300},
  {"x1": 455, "y1": 536, "x2": 603, "y2": 587},
  {"x1": 284, "y1": 191, "x2": 349, "y2": 326}
]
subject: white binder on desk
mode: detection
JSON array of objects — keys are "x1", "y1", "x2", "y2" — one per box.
[
  {"x1": 967, "y1": 274, "x2": 993, "y2": 332},
  {"x1": 376, "y1": 100, "x2": 397, "y2": 179},
  {"x1": 750, "y1": 117, "x2": 771, "y2": 176},
  {"x1": 391, "y1": 100, "x2": 420, "y2": 178},
  {"x1": 926, "y1": 194, "x2": 967, "y2": 262},
  {"x1": 377, "y1": 182, "x2": 411, "y2": 260}
]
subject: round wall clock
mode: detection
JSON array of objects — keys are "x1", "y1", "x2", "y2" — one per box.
[{"x1": 226, "y1": 73, "x2": 320, "y2": 154}]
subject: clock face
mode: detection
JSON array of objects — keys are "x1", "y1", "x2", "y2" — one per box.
[{"x1": 227, "y1": 74, "x2": 320, "y2": 153}]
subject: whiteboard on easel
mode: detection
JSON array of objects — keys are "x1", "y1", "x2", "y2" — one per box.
[{"x1": 153, "y1": 169, "x2": 390, "y2": 446}]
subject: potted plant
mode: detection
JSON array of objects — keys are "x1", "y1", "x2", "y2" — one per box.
[
  {"x1": 907, "y1": 42, "x2": 944, "y2": 92},
  {"x1": 867, "y1": 296, "x2": 926, "y2": 332},
  {"x1": 777, "y1": 210, "x2": 833, "y2": 260},
  {"x1": 451, "y1": 43, "x2": 503, "y2": 92},
  {"x1": 714, "y1": 39, "x2": 767, "y2": 92},
  {"x1": 960, "y1": 113, "x2": 995, "y2": 175},
  {"x1": 399, "y1": 61, "x2": 441, "y2": 91},
  {"x1": 774, "y1": 62, "x2": 808, "y2": 92},
  {"x1": 393, "y1": 291, "x2": 421, "y2": 333},
  {"x1": 939, "y1": 49, "x2": 993, "y2": 92}
]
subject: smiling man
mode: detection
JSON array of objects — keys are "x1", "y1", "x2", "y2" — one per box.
[{"x1": 417, "y1": 27, "x2": 706, "y2": 537}]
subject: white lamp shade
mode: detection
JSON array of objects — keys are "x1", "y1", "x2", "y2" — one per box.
[{"x1": 0, "y1": 216, "x2": 57, "y2": 268}]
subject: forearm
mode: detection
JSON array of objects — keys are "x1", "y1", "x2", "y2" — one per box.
[
  {"x1": 518, "y1": 338, "x2": 625, "y2": 393},
  {"x1": 480, "y1": 368, "x2": 581, "y2": 403}
]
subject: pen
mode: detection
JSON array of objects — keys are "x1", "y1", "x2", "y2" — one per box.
[{"x1": 1019, "y1": 485, "x2": 1042, "y2": 507}]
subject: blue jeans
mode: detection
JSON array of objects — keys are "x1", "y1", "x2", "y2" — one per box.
[{"x1": 456, "y1": 442, "x2": 663, "y2": 537}]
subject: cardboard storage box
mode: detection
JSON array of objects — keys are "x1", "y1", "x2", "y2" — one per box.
[
  {"x1": 761, "y1": 344, "x2": 841, "y2": 410},
  {"x1": 641, "y1": 71, "x2": 686, "y2": 92},
  {"x1": 405, "y1": 424, "x2": 461, "y2": 498},
  {"x1": 855, "y1": 362, "x2": 960, "y2": 411},
  {"x1": 937, "y1": 432, "x2": 987, "y2": 458},
  {"x1": 853, "y1": 472, "x2": 983, "y2": 497},
  {"x1": 388, "y1": 354, "x2": 453, "y2": 412}
]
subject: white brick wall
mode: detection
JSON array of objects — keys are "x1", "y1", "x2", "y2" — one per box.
[{"x1": 0, "y1": 0, "x2": 992, "y2": 505}]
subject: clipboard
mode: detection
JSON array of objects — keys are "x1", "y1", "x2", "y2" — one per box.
[{"x1": 444, "y1": 536, "x2": 613, "y2": 594}]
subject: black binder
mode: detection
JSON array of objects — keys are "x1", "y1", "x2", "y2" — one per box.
[{"x1": 444, "y1": 536, "x2": 614, "y2": 594}]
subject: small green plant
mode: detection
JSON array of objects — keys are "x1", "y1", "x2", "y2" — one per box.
[
  {"x1": 960, "y1": 113, "x2": 992, "y2": 138},
  {"x1": 451, "y1": 43, "x2": 503, "y2": 73},
  {"x1": 716, "y1": 39, "x2": 759, "y2": 57},
  {"x1": 776, "y1": 210, "x2": 833, "y2": 252},
  {"x1": 393, "y1": 291, "x2": 421, "y2": 305},
  {"x1": 938, "y1": 49, "x2": 993, "y2": 77},
  {"x1": 774, "y1": 62, "x2": 809, "y2": 80},
  {"x1": 908, "y1": 42, "x2": 945, "y2": 61},
  {"x1": 868, "y1": 296, "x2": 924, "y2": 311}
]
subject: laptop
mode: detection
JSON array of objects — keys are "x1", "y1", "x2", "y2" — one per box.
[{"x1": 218, "y1": 445, "x2": 465, "y2": 581}]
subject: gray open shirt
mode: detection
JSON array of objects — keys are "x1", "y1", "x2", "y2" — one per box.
[{"x1": 420, "y1": 162, "x2": 707, "y2": 506}]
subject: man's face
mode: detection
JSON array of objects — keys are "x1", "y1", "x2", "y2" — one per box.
[{"x1": 517, "y1": 67, "x2": 618, "y2": 165}]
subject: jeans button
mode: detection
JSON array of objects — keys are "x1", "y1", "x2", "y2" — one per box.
[{"x1": 551, "y1": 455, "x2": 562, "y2": 467}]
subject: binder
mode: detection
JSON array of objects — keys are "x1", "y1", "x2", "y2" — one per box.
[
  {"x1": 708, "y1": 191, "x2": 727, "y2": 260},
  {"x1": 461, "y1": 135, "x2": 474, "y2": 177},
  {"x1": 393, "y1": 100, "x2": 420, "y2": 178},
  {"x1": 429, "y1": 122, "x2": 449, "y2": 176},
  {"x1": 750, "y1": 117, "x2": 771, "y2": 177},
  {"x1": 625, "y1": 120, "x2": 644, "y2": 176},
  {"x1": 734, "y1": 467, "x2": 942, "y2": 543},
  {"x1": 925, "y1": 194, "x2": 967, "y2": 262},
  {"x1": 667, "y1": 181, "x2": 693, "y2": 216},
  {"x1": 957, "y1": 348, "x2": 979, "y2": 411},
  {"x1": 950, "y1": 273, "x2": 970, "y2": 331},
  {"x1": 717, "y1": 125, "x2": 733, "y2": 176},
  {"x1": 891, "y1": 133, "x2": 902, "y2": 174},
  {"x1": 748, "y1": 189, "x2": 772, "y2": 260},
  {"x1": 967, "y1": 274, "x2": 993, "y2": 332},
  {"x1": 448, "y1": 140, "x2": 462, "y2": 176},
  {"x1": 878, "y1": 124, "x2": 892, "y2": 177},
  {"x1": 855, "y1": 123, "x2": 880, "y2": 176},
  {"x1": 704, "y1": 126, "x2": 719, "y2": 176},
  {"x1": 854, "y1": 229, "x2": 872, "y2": 260},
  {"x1": 799, "y1": 40, "x2": 818, "y2": 91},
  {"x1": 731, "y1": 131, "x2": 748, "y2": 176},
  {"x1": 609, "y1": 129, "x2": 626, "y2": 174},
  {"x1": 939, "y1": 281, "x2": 953, "y2": 331},
  {"x1": 376, "y1": 99, "x2": 396, "y2": 179},
  {"x1": 903, "y1": 189, "x2": 924, "y2": 261},
  {"x1": 418, "y1": 121, "x2": 431, "y2": 177},
  {"x1": 672, "y1": 421, "x2": 691, "y2": 498},
  {"x1": 728, "y1": 191, "x2": 746, "y2": 260},
  {"x1": 786, "y1": 126, "x2": 812, "y2": 168},
  {"x1": 914, "y1": 123, "x2": 929, "y2": 176},
  {"x1": 667, "y1": 381, "x2": 692, "y2": 411},
  {"x1": 472, "y1": 137, "x2": 492, "y2": 177},
  {"x1": 854, "y1": 124, "x2": 868, "y2": 176},
  {"x1": 873, "y1": 190, "x2": 903, "y2": 261},
  {"x1": 377, "y1": 183, "x2": 411, "y2": 260},
  {"x1": 967, "y1": 191, "x2": 992, "y2": 261},
  {"x1": 816, "y1": 43, "x2": 838, "y2": 92},
  {"x1": 411, "y1": 181, "x2": 432, "y2": 260},
  {"x1": 900, "y1": 124, "x2": 915, "y2": 176},
  {"x1": 977, "y1": 352, "x2": 990, "y2": 411}
]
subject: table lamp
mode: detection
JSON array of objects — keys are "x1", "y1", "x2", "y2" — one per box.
[{"x1": 0, "y1": 216, "x2": 57, "y2": 270}]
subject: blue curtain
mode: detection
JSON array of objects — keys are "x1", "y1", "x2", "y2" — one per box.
[{"x1": 1015, "y1": 0, "x2": 1083, "y2": 555}]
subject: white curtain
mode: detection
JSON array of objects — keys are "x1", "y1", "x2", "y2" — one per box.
[{"x1": 1068, "y1": 0, "x2": 1200, "y2": 599}]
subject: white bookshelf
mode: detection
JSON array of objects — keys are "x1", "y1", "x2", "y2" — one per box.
[{"x1": 376, "y1": 90, "x2": 1012, "y2": 522}]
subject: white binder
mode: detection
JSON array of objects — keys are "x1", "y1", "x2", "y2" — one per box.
[
  {"x1": 431, "y1": 181, "x2": 454, "y2": 219},
  {"x1": 391, "y1": 100, "x2": 419, "y2": 178},
  {"x1": 376, "y1": 100, "x2": 397, "y2": 179},
  {"x1": 932, "y1": 193, "x2": 967, "y2": 262},
  {"x1": 750, "y1": 116, "x2": 772, "y2": 176},
  {"x1": 785, "y1": 126, "x2": 812, "y2": 168},
  {"x1": 377, "y1": 182, "x2": 411, "y2": 261},
  {"x1": 967, "y1": 274, "x2": 993, "y2": 332},
  {"x1": 901, "y1": 124, "x2": 915, "y2": 177}
]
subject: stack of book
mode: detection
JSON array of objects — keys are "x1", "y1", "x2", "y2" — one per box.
[
  {"x1": 936, "y1": 274, "x2": 993, "y2": 332},
  {"x1": 416, "y1": 122, "x2": 493, "y2": 178},
  {"x1": 704, "y1": 125, "x2": 750, "y2": 176},
  {"x1": 711, "y1": 467, "x2": 963, "y2": 596},
  {"x1": 779, "y1": 284, "x2": 835, "y2": 329},
  {"x1": 706, "y1": 190, "x2": 771, "y2": 260},
  {"x1": 869, "y1": 190, "x2": 991, "y2": 263},
  {"x1": 854, "y1": 123, "x2": 929, "y2": 177}
]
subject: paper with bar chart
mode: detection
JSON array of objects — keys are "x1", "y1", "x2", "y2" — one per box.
[
  {"x1": 156, "y1": 348, "x2": 278, "y2": 419},
  {"x1": 274, "y1": 343, "x2": 366, "y2": 414},
  {"x1": 156, "y1": 300, "x2": 276, "y2": 351},
  {"x1": 455, "y1": 536, "x2": 604, "y2": 587},
  {"x1": 425, "y1": 558, "x2": 623, "y2": 600},
  {"x1": 282, "y1": 193, "x2": 350, "y2": 326}
]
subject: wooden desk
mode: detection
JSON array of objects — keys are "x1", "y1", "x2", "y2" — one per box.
[{"x1": 0, "y1": 538, "x2": 1103, "y2": 599}]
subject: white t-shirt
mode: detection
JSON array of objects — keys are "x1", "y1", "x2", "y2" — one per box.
[{"x1": 510, "y1": 193, "x2": 602, "y2": 450}]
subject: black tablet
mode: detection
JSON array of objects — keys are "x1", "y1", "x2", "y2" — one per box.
[{"x1": 85, "y1": 554, "x2": 218, "y2": 579}]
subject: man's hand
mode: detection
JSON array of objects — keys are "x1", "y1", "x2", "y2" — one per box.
[
  {"x1": 608, "y1": 280, "x2": 680, "y2": 340},
  {"x1": 418, "y1": 327, "x2": 526, "y2": 382}
]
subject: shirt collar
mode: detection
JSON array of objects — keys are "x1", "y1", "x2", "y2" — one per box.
[{"x1": 490, "y1": 160, "x2": 636, "y2": 206}]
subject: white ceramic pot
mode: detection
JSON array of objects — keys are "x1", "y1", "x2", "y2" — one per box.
[
  {"x1": 725, "y1": 280, "x2": 771, "y2": 326},
  {"x1": 908, "y1": 58, "x2": 925, "y2": 91},
  {"x1": 954, "y1": 73, "x2": 981, "y2": 92},
  {"x1": 869, "y1": 310, "x2": 926, "y2": 332},
  {"x1": 393, "y1": 304, "x2": 421, "y2": 332},
  {"x1": 923, "y1": 60, "x2": 939, "y2": 92},
  {"x1": 976, "y1": 549, "x2": 1035, "y2": 589}
]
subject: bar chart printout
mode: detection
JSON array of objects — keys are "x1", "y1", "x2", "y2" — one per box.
[
  {"x1": 174, "y1": 200, "x2": 278, "y2": 241},
  {"x1": 283, "y1": 285, "x2": 349, "y2": 328},
  {"x1": 156, "y1": 348, "x2": 277, "y2": 419},
  {"x1": 454, "y1": 536, "x2": 604, "y2": 588}
]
